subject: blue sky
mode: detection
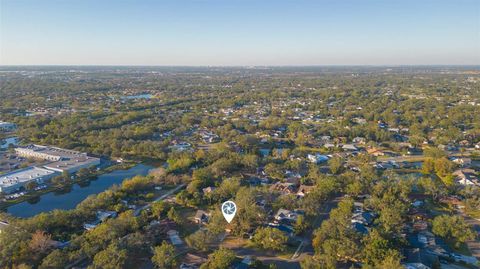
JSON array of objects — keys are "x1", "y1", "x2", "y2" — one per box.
[{"x1": 1, "y1": 0, "x2": 479, "y2": 65}]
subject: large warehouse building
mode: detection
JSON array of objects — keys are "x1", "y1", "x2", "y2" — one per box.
[
  {"x1": 0, "y1": 145, "x2": 101, "y2": 193},
  {"x1": 0, "y1": 167, "x2": 58, "y2": 194},
  {"x1": 15, "y1": 145, "x2": 100, "y2": 173},
  {"x1": 0, "y1": 121, "x2": 16, "y2": 132}
]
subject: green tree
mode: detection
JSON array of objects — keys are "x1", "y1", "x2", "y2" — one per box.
[
  {"x1": 151, "y1": 241, "x2": 177, "y2": 269},
  {"x1": 312, "y1": 199, "x2": 360, "y2": 266},
  {"x1": 167, "y1": 207, "x2": 182, "y2": 224},
  {"x1": 434, "y1": 157, "x2": 455, "y2": 184},
  {"x1": 151, "y1": 201, "x2": 168, "y2": 219},
  {"x1": 421, "y1": 158, "x2": 435, "y2": 175},
  {"x1": 264, "y1": 162, "x2": 284, "y2": 179},
  {"x1": 252, "y1": 227, "x2": 288, "y2": 251},
  {"x1": 212, "y1": 178, "x2": 241, "y2": 202},
  {"x1": 200, "y1": 247, "x2": 236, "y2": 269},
  {"x1": 230, "y1": 187, "x2": 266, "y2": 234},
  {"x1": 185, "y1": 230, "x2": 210, "y2": 251},
  {"x1": 328, "y1": 156, "x2": 344, "y2": 175},
  {"x1": 25, "y1": 181, "x2": 39, "y2": 191},
  {"x1": 89, "y1": 243, "x2": 127, "y2": 269},
  {"x1": 346, "y1": 181, "x2": 363, "y2": 197},
  {"x1": 432, "y1": 215, "x2": 476, "y2": 248},
  {"x1": 39, "y1": 250, "x2": 68, "y2": 269},
  {"x1": 362, "y1": 229, "x2": 402, "y2": 267},
  {"x1": 424, "y1": 147, "x2": 447, "y2": 158},
  {"x1": 167, "y1": 154, "x2": 194, "y2": 173},
  {"x1": 418, "y1": 177, "x2": 445, "y2": 201},
  {"x1": 294, "y1": 215, "x2": 308, "y2": 235},
  {"x1": 376, "y1": 252, "x2": 403, "y2": 269}
]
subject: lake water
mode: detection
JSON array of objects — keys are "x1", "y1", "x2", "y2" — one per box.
[{"x1": 5, "y1": 164, "x2": 153, "y2": 218}]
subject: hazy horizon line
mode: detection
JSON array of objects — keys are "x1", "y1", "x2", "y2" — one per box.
[{"x1": 1, "y1": 64, "x2": 479, "y2": 67}]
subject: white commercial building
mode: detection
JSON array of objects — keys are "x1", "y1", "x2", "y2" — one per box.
[
  {"x1": 0, "y1": 121, "x2": 16, "y2": 132},
  {"x1": 0, "y1": 167, "x2": 58, "y2": 194},
  {"x1": 15, "y1": 144, "x2": 100, "y2": 173}
]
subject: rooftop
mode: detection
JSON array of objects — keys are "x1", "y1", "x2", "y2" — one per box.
[
  {"x1": 44, "y1": 156, "x2": 100, "y2": 172},
  {"x1": 0, "y1": 167, "x2": 57, "y2": 188},
  {"x1": 17, "y1": 144, "x2": 86, "y2": 159}
]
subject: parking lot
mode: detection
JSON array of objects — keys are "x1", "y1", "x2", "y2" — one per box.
[{"x1": 0, "y1": 151, "x2": 47, "y2": 174}]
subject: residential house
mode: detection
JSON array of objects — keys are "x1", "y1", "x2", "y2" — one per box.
[
  {"x1": 352, "y1": 137, "x2": 366, "y2": 144},
  {"x1": 352, "y1": 222, "x2": 369, "y2": 235},
  {"x1": 274, "y1": 208, "x2": 302, "y2": 223},
  {"x1": 374, "y1": 161, "x2": 399, "y2": 170},
  {"x1": 167, "y1": 229, "x2": 183, "y2": 245},
  {"x1": 458, "y1": 140, "x2": 471, "y2": 147},
  {"x1": 323, "y1": 143, "x2": 336, "y2": 149},
  {"x1": 378, "y1": 121, "x2": 388, "y2": 129},
  {"x1": 407, "y1": 147, "x2": 423, "y2": 155},
  {"x1": 451, "y1": 157, "x2": 472, "y2": 167},
  {"x1": 194, "y1": 210, "x2": 209, "y2": 224},
  {"x1": 453, "y1": 169, "x2": 478, "y2": 186},
  {"x1": 202, "y1": 186, "x2": 216, "y2": 195},
  {"x1": 268, "y1": 223, "x2": 294, "y2": 237},
  {"x1": 83, "y1": 210, "x2": 117, "y2": 230},
  {"x1": 199, "y1": 130, "x2": 220, "y2": 144},
  {"x1": 233, "y1": 256, "x2": 254, "y2": 269},
  {"x1": 269, "y1": 182, "x2": 297, "y2": 195},
  {"x1": 404, "y1": 248, "x2": 438, "y2": 269},
  {"x1": 351, "y1": 212, "x2": 375, "y2": 226},
  {"x1": 296, "y1": 185, "x2": 315, "y2": 198},
  {"x1": 0, "y1": 121, "x2": 16, "y2": 132},
  {"x1": 342, "y1": 144, "x2": 357, "y2": 151},
  {"x1": 307, "y1": 153, "x2": 329, "y2": 164},
  {"x1": 97, "y1": 210, "x2": 117, "y2": 222},
  {"x1": 320, "y1": 136, "x2": 331, "y2": 143},
  {"x1": 169, "y1": 141, "x2": 192, "y2": 152},
  {"x1": 367, "y1": 147, "x2": 385, "y2": 156},
  {"x1": 352, "y1": 117, "x2": 367, "y2": 125}
]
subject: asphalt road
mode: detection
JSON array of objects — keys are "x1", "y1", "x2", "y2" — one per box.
[{"x1": 134, "y1": 183, "x2": 186, "y2": 216}]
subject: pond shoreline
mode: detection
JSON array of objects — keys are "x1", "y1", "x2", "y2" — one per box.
[{"x1": 1, "y1": 162, "x2": 153, "y2": 217}]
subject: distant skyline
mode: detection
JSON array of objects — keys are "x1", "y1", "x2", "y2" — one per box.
[{"x1": 1, "y1": 0, "x2": 479, "y2": 66}]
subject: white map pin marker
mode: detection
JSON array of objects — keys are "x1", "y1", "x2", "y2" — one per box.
[{"x1": 221, "y1": 200, "x2": 237, "y2": 223}]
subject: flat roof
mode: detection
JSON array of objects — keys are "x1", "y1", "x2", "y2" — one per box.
[
  {"x1": 0, "y1": 167, "x2": 57, "y2": 188},
  {"x1": 17, "y1": 144, "x2": 85, "y2": 158},
  {"x1": 0, "y1": 122, "x2": 15, "y2": 127},
  {"x1": 44, "y1": 156, "x2": 100, "y2": 171},
  {"x1": 16, "y1": 145, "x2": 100, "y2": 171}
]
